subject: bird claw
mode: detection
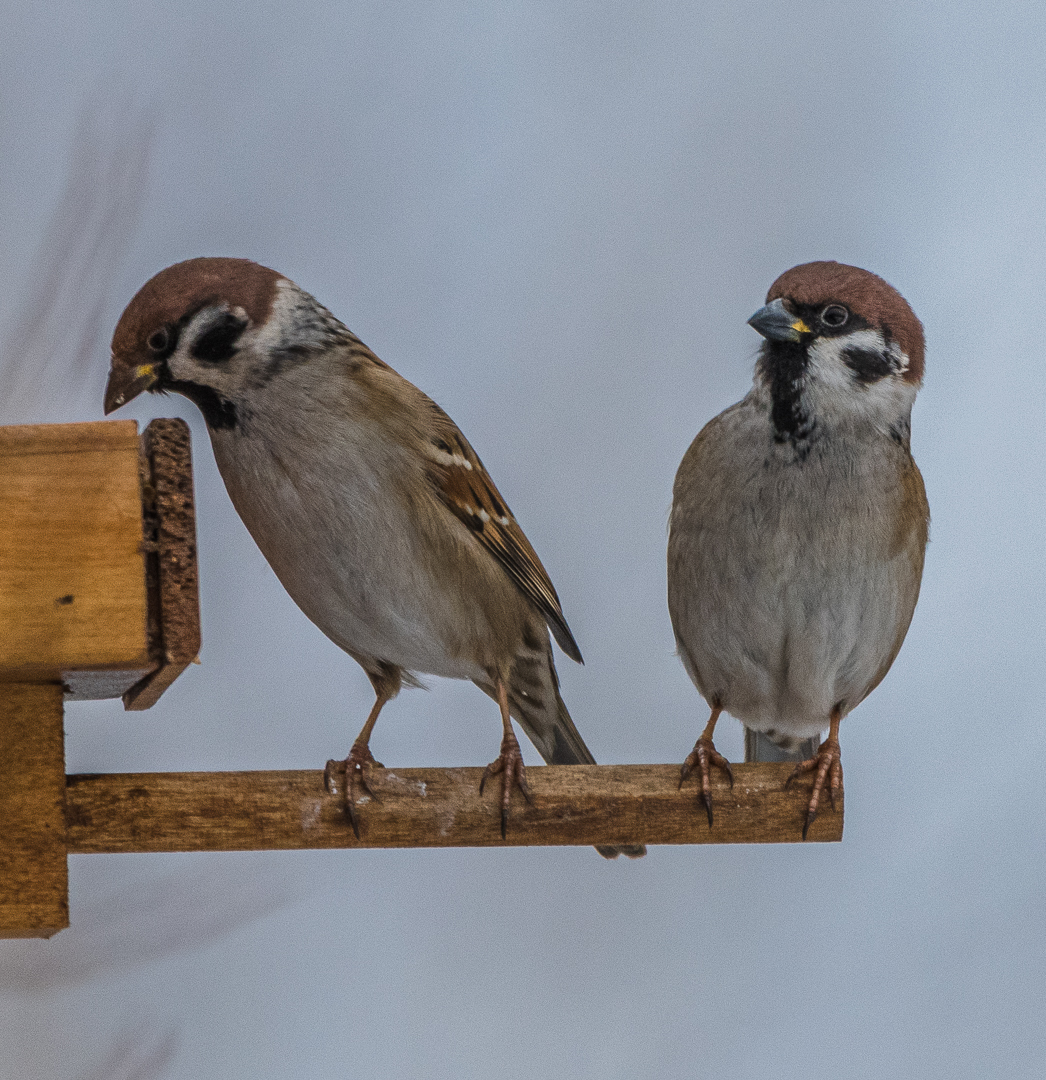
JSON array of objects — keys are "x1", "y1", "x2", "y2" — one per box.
[
  {"x1": 480, "y1": 730, "x2": 532, "y2": 839},
  {"x1": 785, "y1": 738, "x2": 843, "y2": 840},
  {"x1": 325, "y1": 742, "x2": 384, "y2": 839},
  {"x1": 679, "y1": 735, "x2": 734, "y2": 828}
]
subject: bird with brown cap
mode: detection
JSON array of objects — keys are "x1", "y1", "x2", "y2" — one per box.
[{"x1": 668, "y1": 261, "x2": 929, "y2": 837}]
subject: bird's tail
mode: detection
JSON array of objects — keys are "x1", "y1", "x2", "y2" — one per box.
[
  {"x1": 744, "y1": 728, "x2": 820, "y2": 762},
  {"x1": 500, "y1": 659, "x2": 645, "y2": 860}
]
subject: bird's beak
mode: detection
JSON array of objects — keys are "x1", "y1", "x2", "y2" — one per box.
[
  {"x1": 104, "y1": 360, "x2": 159, "y2": 414},
  {"x1": 747, "y1": 298, "x2": 812, "y2": 343}
]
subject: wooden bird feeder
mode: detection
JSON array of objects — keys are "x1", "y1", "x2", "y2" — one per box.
[{"x1": 0, "y1": 419, "x2": 841, "y2": 939}]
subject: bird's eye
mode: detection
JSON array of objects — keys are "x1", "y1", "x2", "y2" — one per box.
[
  {"x1": 820, "y1": 305, "x2": 849, "y2": 328},
  {"x1": 147, "y1": 327, "x2": 170, "y2": 352}
]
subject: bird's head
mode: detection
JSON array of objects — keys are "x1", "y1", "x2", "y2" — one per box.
[
  {"x1": 746, "y1": 260, "x2": 924, "y2": 442},
  {"x1": 105, "y1": 257, "x2": 349, "y2": 431}
]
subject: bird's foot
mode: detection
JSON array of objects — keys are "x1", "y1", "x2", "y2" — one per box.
[
  {"x1": 480, "y1": 729, "x2": 533, "y2": 840},
  {"x1": 785, "y1": 736, "x2": 843, "y2": 840},
  {"x1": 324, "y1": 741, "x2": 384, "y2": 840},
  {"x1": 679, "y1": 735, "x2": 734, "y2": 827}
]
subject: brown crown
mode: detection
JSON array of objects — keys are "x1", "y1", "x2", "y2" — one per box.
[
  {"x1": 766, "y1": 261, "x2": 925, "y2": 382},
  {"x1": 111, "y1": 257, "x2": 283, "y2": 363}
]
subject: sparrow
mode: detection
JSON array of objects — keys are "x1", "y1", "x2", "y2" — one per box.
[
  {"x1": 105, "y1": 257, "x2": 643, "y2": 859},
  {"x1": 667, "y1": 261, "x2": 929, "y2": 837}
]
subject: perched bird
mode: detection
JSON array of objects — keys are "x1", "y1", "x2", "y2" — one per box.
[
  {"x1": 667, "y1": 261, "x2": 928, "y2": 837},
  {"x1": 105, "y1": 257, "x2": 643, "y2": 858}
]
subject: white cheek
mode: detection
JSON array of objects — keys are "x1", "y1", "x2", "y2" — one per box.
[
  {"x1": 805, "y1": 332, "x2": 916, "y2": 426},
  {"x1": 165, "y1": 313, "x2": 255, "y2": 397},
  {"x1": 824, "y1": 328, "x2": 910, "y2": 375},
  {"x1": 164, "y1": 344, "x2": 198, "y2": 384}
]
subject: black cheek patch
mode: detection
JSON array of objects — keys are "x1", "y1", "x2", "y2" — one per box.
[
  {"x1": 842, "y1": 345, "x2": 893, "y2": 384},
  {"x1": 191, "y1": 313, "x2": 248, "y2": 363}
]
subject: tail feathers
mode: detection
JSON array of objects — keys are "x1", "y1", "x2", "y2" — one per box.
[
  {"x1": 522, "y1": 690, "x2": 646, "y2": 861},
  {"x1": 744, "y1": 728, "x2": 820, "y2": 762},
  {"x1": 596, "y1": 844, "x2": 647, "y2": 859},
  {"x1": 472, "y1": 677, "x2": 646, "y2": 859},
  {"x1": 542, "y1": 692, "x2": 597, "y2": 766}
]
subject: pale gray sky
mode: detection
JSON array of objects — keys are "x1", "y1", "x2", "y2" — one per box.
[{"x1": 2, "y1": 2, "x2": 1045, "y2": 1077}]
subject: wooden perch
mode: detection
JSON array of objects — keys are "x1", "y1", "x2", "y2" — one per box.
[
  {"x1": 0, "y1": 418, "x2": 842, "y2": 940},
  {"x1": 64, "y1": 764, "x2": 841, "y2": 853}
]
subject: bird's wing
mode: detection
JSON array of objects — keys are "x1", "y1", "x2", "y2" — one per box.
[{"x1": 420, "y1": 402, "x2": 583, "y2": 664}]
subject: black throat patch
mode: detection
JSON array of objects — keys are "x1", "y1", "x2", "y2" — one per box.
[
  {"x1": 163, "y1": 378, "x2": 239, "y2": 431},
  {"x1": 759, "y1": 341, "x2": 815, "y2": 448}
]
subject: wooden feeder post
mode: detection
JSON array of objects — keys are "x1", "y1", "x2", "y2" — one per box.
[
  {"x1": 0, "y1": 683, "x2": 66, "y2": 937},
  {"x1": 0, "y1": 418, "x2": 841, "y2": 940},
  {"x1": 0, "y1": 419, "x2": 200, "y2": 936}
]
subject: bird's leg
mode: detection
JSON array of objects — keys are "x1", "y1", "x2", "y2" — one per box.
[
  {"x1": 785, "y1": 705, "x2": 844, "y2": 840},
  {"x1": 324, "y1": 687, "x2": 391, "y2": 840},
  {"x1": 679, "y1": 706, "x2": 735, "y2": 827},
  {"x1": 480, "y1": 680, "x2": 532, "y2": 840}
]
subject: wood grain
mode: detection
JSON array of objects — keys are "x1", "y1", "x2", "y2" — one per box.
[
  {"x1": 65, "y1": 763, "x2": 842, "y2": 852},
  {"x1": 0, "y1": 685, "x2": 68, "y2": 938},
  {"x1": 124, "y1": 419, "x2": 201, "y2": 710},
  {"x1": 0, "y1": 419, "x2": 150, "y2": 693}
]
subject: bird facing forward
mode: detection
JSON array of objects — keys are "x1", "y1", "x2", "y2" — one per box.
[
  {"x1": 668, "y1": 261, "x2": 929, "y2": 837},
  {"x1": 105, "y1": 257, "x2": 642, "y2": 858}
]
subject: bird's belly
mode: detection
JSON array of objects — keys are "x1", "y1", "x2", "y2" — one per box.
[
  {"x1": 273, "y1": 545, "x2": 488, "y2": 682},
  {"x1": 683, "y1": 548, "x2": 908, "y2": 738},
  {"x1": 212, "y1": 439, "x2": 493, "y2": 682},
  {"x1": 670, "y1": 425, "x2": 920, "y2": 739}
]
